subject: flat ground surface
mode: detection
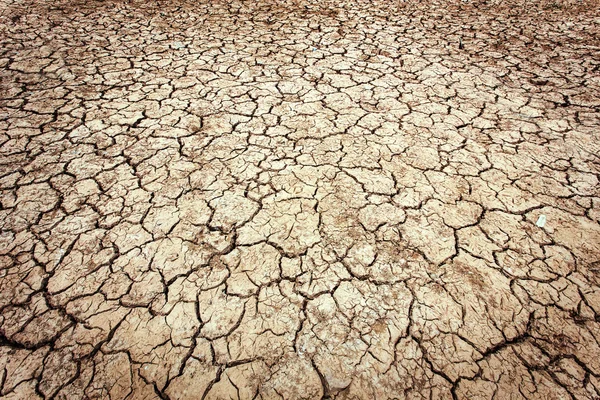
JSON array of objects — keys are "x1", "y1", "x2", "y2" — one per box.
[{"x1": 1, "y1": 0, "x2": 600, "y2": 398}]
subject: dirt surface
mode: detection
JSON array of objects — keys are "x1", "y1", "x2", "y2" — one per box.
[{"x1": 1, "y1": 0, "x2": 600, "y2": 398}]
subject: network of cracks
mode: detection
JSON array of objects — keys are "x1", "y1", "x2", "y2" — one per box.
[{"x1": 1, "y1": 0, "x2": 600, "y2": 398}]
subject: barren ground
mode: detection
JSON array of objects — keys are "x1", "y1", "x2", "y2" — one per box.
[{"x1": 1, "y1": 0, "x2": 600, "y2": 398}]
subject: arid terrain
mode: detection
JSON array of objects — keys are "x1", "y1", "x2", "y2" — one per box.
[{"x1": 1, "y1": 0, "x2": 600, "y2": 398}]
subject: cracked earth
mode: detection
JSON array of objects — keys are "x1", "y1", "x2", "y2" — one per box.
[{"x1": 1, "y1": 0, "x2": 600, "y2": 398}]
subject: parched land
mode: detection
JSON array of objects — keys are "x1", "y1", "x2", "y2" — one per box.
[{"x1": 1, "y1": 0, "x2": 600, "y2": 398}]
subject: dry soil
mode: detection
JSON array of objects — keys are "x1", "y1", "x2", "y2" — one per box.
[{"x1": 1, "y1": 0, "x2": 600, "y2": 399}]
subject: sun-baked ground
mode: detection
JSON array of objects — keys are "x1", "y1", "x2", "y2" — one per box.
[{"x1": 1, "y1": 0, "x2": 600, "y2": 398}]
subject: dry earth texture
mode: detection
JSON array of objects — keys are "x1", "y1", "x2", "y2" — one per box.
[{"x1": 1, "y1": 0, "x2": 600, "y2": 398}]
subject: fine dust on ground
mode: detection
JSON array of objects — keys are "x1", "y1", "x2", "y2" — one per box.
[{"x1": 1, "y1": 0, "x2": 600, "y2": 398}]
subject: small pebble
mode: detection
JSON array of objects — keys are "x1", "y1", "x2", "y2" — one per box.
[{"x1": 536, "y1": 214, "x2": 547, "y2": 228}]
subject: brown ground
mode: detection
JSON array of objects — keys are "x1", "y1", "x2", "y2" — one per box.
[{"x1": 1, "y1": 0, "x2": 600, "y2": 398}]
